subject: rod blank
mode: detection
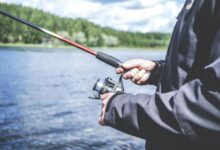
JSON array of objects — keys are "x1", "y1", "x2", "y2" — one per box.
[
  {"x1": 0, "y1": 10, "x2": 122, "y2": 68},
  {"x1": 0, "y1": 10, "x2": 97, "y2": 56}
]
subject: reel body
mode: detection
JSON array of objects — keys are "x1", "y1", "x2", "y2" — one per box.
[{"x1": 92, "y1": 76, "x2": 124, "y2": 99}]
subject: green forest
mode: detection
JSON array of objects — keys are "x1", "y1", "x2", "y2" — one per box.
[{"x1": 0, "y1": 3, "x2": 171, "y2": 48}]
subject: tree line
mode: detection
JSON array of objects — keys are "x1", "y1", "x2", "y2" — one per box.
[{"x1": 0, "y1": 3, "x2": 171, "y2": 48}]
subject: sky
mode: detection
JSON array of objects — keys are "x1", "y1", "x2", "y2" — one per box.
[{"x1": 0, "y1": 0, "x2": 185, "y2": 33}]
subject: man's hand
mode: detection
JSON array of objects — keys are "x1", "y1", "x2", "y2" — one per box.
[
  {"x1": 116, "y1": 59, "x2": 157, "y2": 85},
  {"x1": 99, "y1": 93, "x2": 114, "y2": 126}
]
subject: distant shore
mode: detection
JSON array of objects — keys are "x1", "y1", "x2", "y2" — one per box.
[{"x1": 0, "y1": 43, "x2": 166, "y2": 51}]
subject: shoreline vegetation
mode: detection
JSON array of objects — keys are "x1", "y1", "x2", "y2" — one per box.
[
  {"x1": 0, "y1": 43, "x2": 166, "y2": 51},
  {"x1": 1, "y1": 3, "x2": 171, "y2": 49}
]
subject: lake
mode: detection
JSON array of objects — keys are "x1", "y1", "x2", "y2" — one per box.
[{"x1": 0, "y1": 47, "x2": 166, "y2": 150}]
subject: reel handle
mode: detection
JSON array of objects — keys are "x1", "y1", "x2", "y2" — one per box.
[{"x1": 96, "y1": 52, "x2": 122, "y2": 68}]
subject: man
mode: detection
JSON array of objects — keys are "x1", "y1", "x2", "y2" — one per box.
[{"x1": 99, "y1": 0, "x2": 220, "y2": 150}]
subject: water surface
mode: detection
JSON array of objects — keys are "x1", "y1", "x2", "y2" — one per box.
[{"x1": 0, "y1": 47, "x2": 166, "y2": 150}]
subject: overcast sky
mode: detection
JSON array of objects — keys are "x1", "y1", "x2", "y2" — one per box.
[{"x1": 0, "y1": 0, "x2": 185, "y2": 33}]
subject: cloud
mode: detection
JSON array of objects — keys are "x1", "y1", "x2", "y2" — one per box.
[{"x1": 0, "y1": 0, "x2": 184, "y2": 33}]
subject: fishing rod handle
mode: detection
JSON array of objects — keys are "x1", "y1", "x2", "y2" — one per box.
[{"x1": 96, "y1": 52, "x2": 122, "y2": 68}]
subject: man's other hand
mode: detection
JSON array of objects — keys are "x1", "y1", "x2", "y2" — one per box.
[
  {"x1": 99, "y1": 93, "x2": 114, "y2": 126},
  {"x1": 116, "y1": 59, "x2": 156, "y2": 85}
]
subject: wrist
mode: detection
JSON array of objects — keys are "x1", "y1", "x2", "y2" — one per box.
[
  {"x1": 151, "y1": 60, "x2": 163, "y2": 72},
  {"x1": 150, "y1": 61, "x2": 158, "y2": 72}
]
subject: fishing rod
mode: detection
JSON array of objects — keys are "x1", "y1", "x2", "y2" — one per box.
[
  {"x1": 0, "y1": 10, "x2": 122, "y2": 68},
  {"x1": 0, "y1": 9, "x2": 126, "y2": 99}
]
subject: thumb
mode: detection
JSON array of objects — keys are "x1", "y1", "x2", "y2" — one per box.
[
  {"x1": 101, "y1": 93, "x2": 108, "y2": 100},
  {"x1": 122, "y1": 59, "x2": 142, "y2": 69}
]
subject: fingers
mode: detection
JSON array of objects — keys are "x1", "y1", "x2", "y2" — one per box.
[
  {"x1": 136, "y1": 72, "x2": 150, "y2": 85},
  {"x1": 121, "y1": 68, "x2": 150, "y2": 85},
  {"x1": 132, "y1": 69, "x2": 146, "y2": 82},
  {"x1": 123, "y1": 68, "x2": 139, "y2": 79},
  {"x1": 99, "y1": 98, "x2": 108, "y2": 126},
  {"x1": 116, "y1": 60, "x2": 156, "y2": 79},
  {"x1": 120, "y1": 59, "x2": 157, "y2": 71},
  {"x1": 116, "y1": 67, "x2": 124, "y2": 74},
  {"x1": 101, "y1": 93, "x2": 109, "y2": 100},
  {"x1": 99, "y1": 106, "x2": 105, "y2": 126},
  {"x1": 99, "y1": 105, "x2": 105, "y2": 126},
  {"x1": 99, "y1": 93, "x2": 114, "y2": 126},
  {"x1": 115, "y1": 60, "x2": 141, "y2": 75}
]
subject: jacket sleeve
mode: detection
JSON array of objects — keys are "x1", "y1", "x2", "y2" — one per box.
[{"x1": 104, "y1": 26, "x2": 220, "y2": 142}]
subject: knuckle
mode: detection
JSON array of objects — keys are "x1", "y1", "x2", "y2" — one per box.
[
  {"x1": 139, "y1": 79, "x2": 146, "y2": 83},
  {"x1": 136, "y1": 75, "x2": 141, "y2": 79},
  {"x1": 123, "y1": 74, "x2": 128, "y2": 79},
  {"x1": 133, "y1": 68, "x2": 139, "y2": 72},
  {"x1": 135, "y1": 81, "x2": 141, "y2": 85},
  {"x1": 136, "y1": 74, "x2": 142, "y2": 79},
  {"x1": 141, "y1": 77, "x2": 147, "y2": 82}
]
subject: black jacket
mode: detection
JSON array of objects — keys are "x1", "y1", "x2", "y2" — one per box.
[{"x1": 104, "y1": 0, "x2": 220, "y2": 150}]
